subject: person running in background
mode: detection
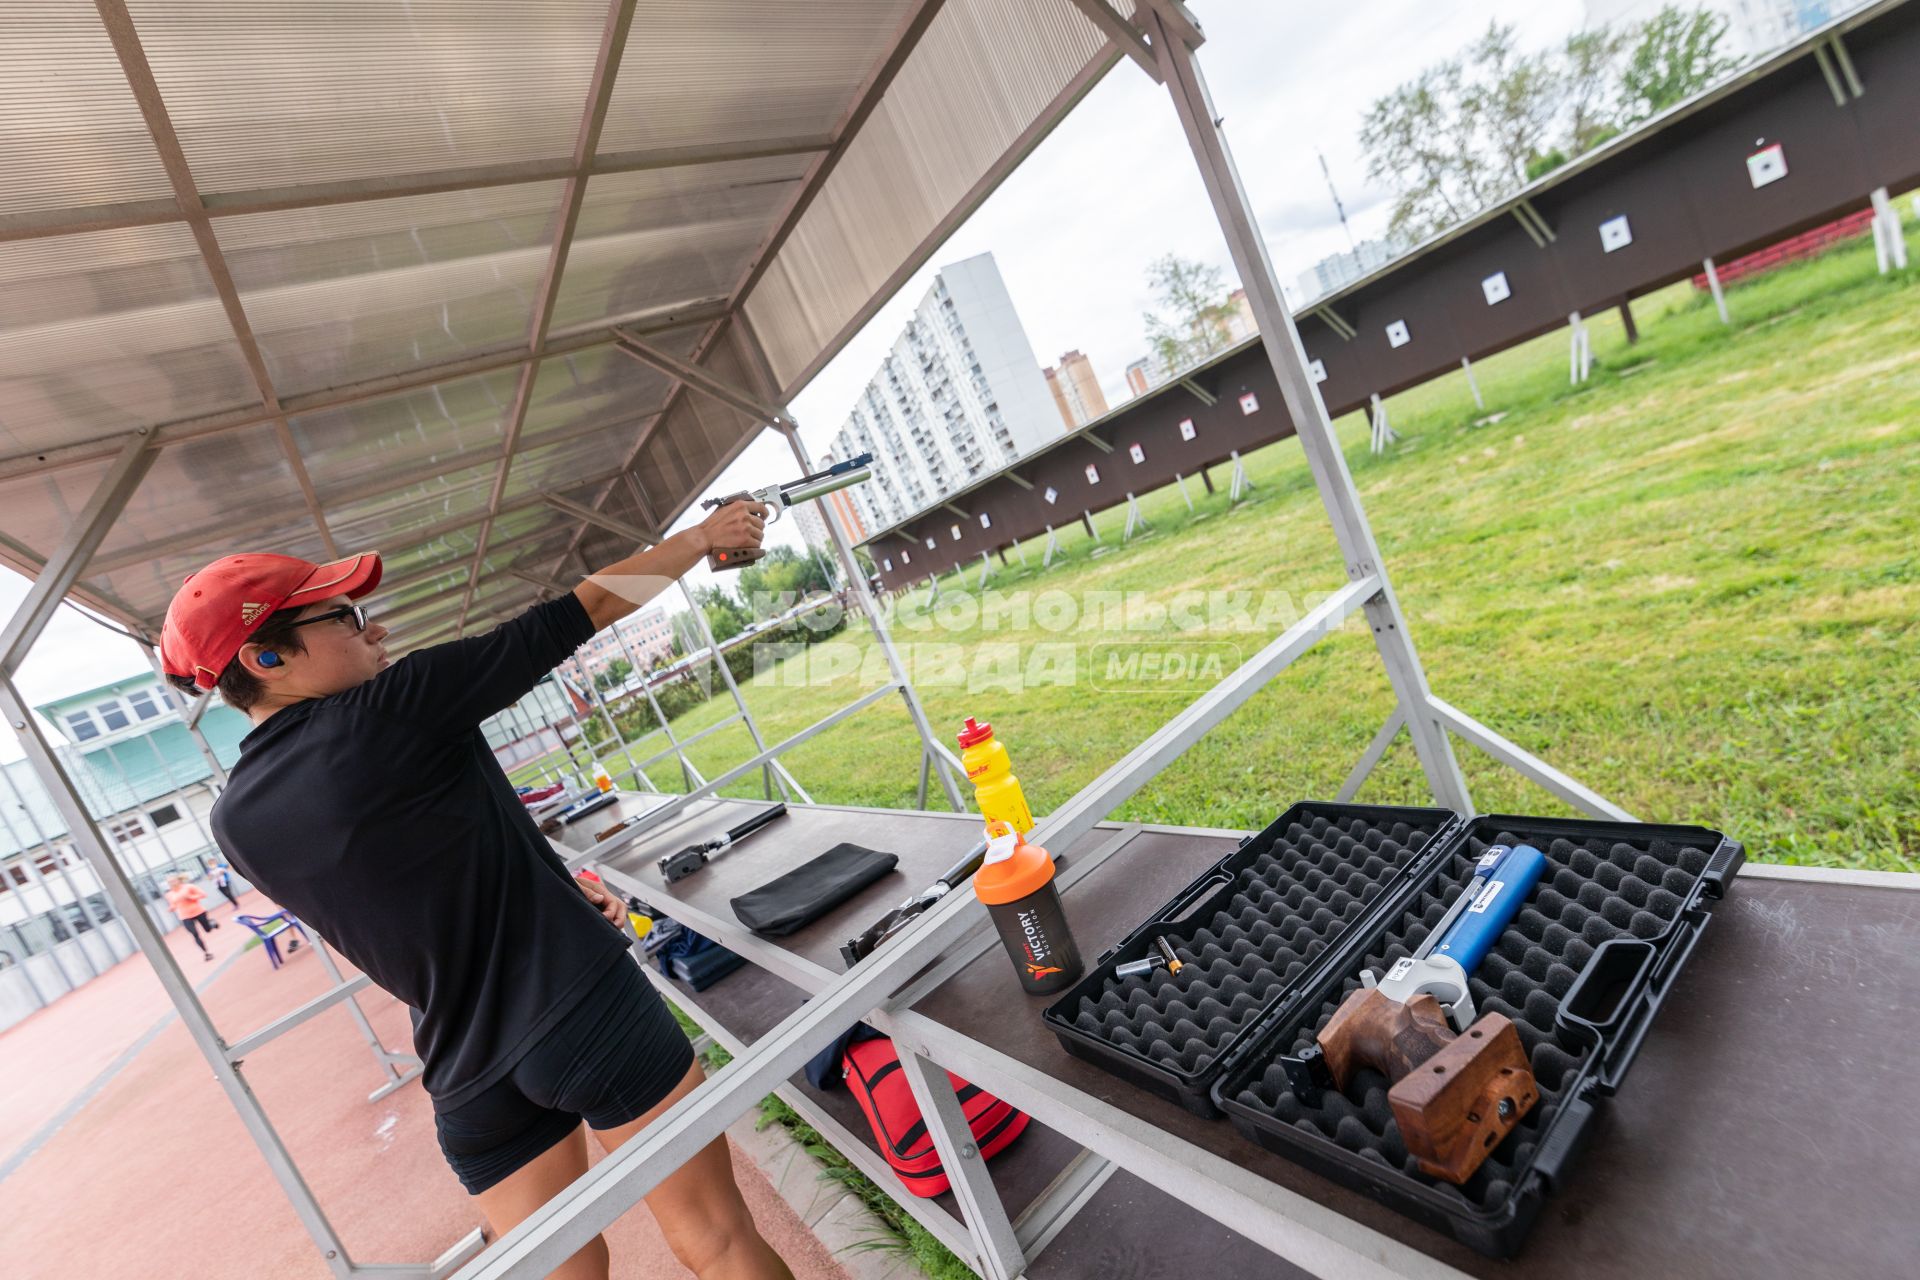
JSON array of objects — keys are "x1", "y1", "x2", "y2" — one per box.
[
  {"x1": 208, "y1": 857, "x2": 240, "y2": 910},
  {"x1": 165, "y1": 873, "x2": 217, "y2": 961}
]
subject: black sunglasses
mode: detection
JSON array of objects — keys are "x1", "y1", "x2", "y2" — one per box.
[{"x1": 288, "y1": 604, "x2": 370, "y2": 632}]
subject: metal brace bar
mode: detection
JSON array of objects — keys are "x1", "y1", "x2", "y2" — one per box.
[
  {"x1": 632, "y1": 713, "x2": 743, "y2": 772},
  {"x1": 543, "y1": 493, "x2": 659, "y2": 547},
  {"x1": 1336, "y1": 708, "x2": 1405, "y2": 803},
  {"x1": 1512, "y1": 205, "x2": 1547, "y2": 248},
  {"x1": 896, "y1": 1048, "x2": 1027, "y2": 1280},
  {"x1": 1082, "y1": 430, "x2": 1113, "y2": 454},
  {"x1": 1312, "y1": 304, "x2": 1356, "y2": 341},
  {"x1": 1812, "y1": 44, "x2": 1848, "y2": 106},
  {"x1": 677, "y1": 579, "x2": 786, "y2": 803},
  {"x1": 225, "y1": 974, "x2": 377, "y2": 1061},
  {"x1": 1427, "y1": 696, "x2": 1635, "y2": 821},
  {"x1": 1013, "y1": 1148, "x2": 1117, "y2": 1255},
  {"x1": 613, "y1": 329, "x2": 787, "y2": 425},
  {"x1": 943, "y1": 500, "x2": 972, "y2": 520},
  {"x1": 1179, "y1": 376, "x2": 1217, "y2": 406},
  {"x1": 0, "y1": 435, "x2": 155, "y2": 677},
  {"x1": 1829, "y1": 32, "x2": 1864, "y2": 98},
  {"x1": 1004, "y1": 470, "x2": 1033, "y2": 491},
  {"x1": 1065, "y1": 0, "x2": 1163, "y2": 81}
]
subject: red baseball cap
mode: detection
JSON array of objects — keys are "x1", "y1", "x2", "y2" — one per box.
[{"x1": 160, "y1": 551, "x2": 383, "y2": 690}]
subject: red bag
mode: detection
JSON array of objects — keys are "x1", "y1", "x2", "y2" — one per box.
[{"x1": 843, "y1": 1035, "x2": 1029, "y2": 1198}]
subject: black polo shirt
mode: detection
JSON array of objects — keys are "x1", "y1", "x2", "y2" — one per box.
[{"x1": 212, "y1": 594, "x2": 630, "y2": 1107}]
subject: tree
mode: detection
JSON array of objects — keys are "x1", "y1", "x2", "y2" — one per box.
[
  {"x1": 735, "y1": 545, "x2": 833, "y2": 616},
  {"x1": 1358, "y1": 10, "x2": 1737, "y2": 240},
  {"x1": 1359, "y1": 23, "x2": 1553, "y2": 244},
  {"x1": 1561, "y1": 25, "x2": 1632, "y2": 155},
  {"x1": 1619, "y1": 6, "x2": 1740, "y2": 123},
  {"x1": 672, "y1": 584, "x2": 751, "y2": 652},
  {"x1": 1142, "y1": 254, "x2": 1236, "y2": 376},
  {"x1": 592, "y1": 658, "x2": 632, "y2": 693}
]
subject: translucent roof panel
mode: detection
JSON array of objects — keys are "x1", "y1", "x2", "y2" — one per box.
[
  {"x1": 549, "y1": 156, "x2": 813, "y2": 334},
  {"x1": 2, "y1": 2, "x2": 172, "y2": 215},
  {"x1": 746, "y1": 0, "x2": 1112, "y2": 393},
  {"x1": 630, "y1": 335, "x2": 759, "y2": 524},
  {"x1": 214, "y1": 184, "x2": 565, "y2": 399},
  {"x1": 127, "y1": 0, "x2": 607, "y2": 194},
  {"x1": 323, "y1": 457, "x2": 501, "y2": 553},
  {"x1": 520, "y1": 333, "x2": 696, "y2": 449},
  {"x1": 90, "y1": 423, "x2": 312, "y2": 569},
  {"x1": 0, "y1": 458, "x2": 116, "y2": 567},
  {"x1": 501, "y1": 427, "x2": 636, "y2": 505},
  {"x1": 87, "y1": 517, "x2": 333, "y2": 629},
  {"x1": 289, "y1": 366, "x2": 521, "y2": 505},
  {"x1": 0, "y1": 224, "x2": 257, "y2": 455},
  {"x1": 598, "y1": 1, "x2": 915, "y2": 155}
]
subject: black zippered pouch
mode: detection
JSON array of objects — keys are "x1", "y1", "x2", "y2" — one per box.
[{"x1": 730, "y1": 843, "x2": 899, "y2": 936}]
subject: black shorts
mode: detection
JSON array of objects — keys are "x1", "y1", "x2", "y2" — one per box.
[{"x1": 433, "y1": 958, "x2": 695, "y2": 1194}]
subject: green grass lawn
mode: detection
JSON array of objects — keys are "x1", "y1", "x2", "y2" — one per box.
[{"x1": 549, "y1": 224, "x2": 1917, "y2": 873}]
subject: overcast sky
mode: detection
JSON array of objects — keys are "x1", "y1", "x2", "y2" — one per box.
[{"x1": 1, "y1": 0, "x2": 1592, "y2": 761}]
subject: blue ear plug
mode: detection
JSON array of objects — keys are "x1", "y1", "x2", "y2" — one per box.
[{"x1": 258, "y1": 652, "x2": 281, "y2": 667}]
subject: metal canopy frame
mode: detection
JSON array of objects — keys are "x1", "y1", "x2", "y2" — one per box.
[{"x1": 0, "y1": 3, "x2": 1643, "y2": 1278}]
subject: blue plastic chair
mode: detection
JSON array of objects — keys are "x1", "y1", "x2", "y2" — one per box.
[{"x1": 235, "y1": 912, "x2": 312, "y2": 970}]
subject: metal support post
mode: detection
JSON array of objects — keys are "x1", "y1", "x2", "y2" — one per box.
[
  {"x1": 1368, "y1": 393, "x2": 1398, "y2": 455},
  {"x1": 1123, "y1": 493, "x2": 1150, "y2": 540},
  {"x1": 1702, "y1": 258, "x2": 1729, "y2": 324},
  {"x1": 146, "y1": 643, "x2": 229, "y2": 788},
  {"x1": 1461, "y1": 357, "x2": 1484, "y2": 410},
  {"x1": 1174, "y1": 471, "x2": 1194, "y2": 512},
  {"x1": 581, "y1": 669, "x2": 660, "y2": 794},
  {"x1": 1082, "y1": 510, "x2": 1101, "y2": 543},
  {"x1": 1228, "y1": 449, "x2": 1252, "y2": 503},
  {"x1": 1871, "y1": 187, "x2": 1907, "y2": 273},
  {"x1": 1568, "y1": 311, "x2": 1592, "y2": 384},
  {"x1": 895, "y1": 1048, "x2": 1027, "y2": 1280},
  {"x1": 675, "y1": 580, "x2": 786, "y2": 803},
  {"x1": 1144, "y1": 1, "x2": 1471, "y2": 812},
  {"x1": 977, "y1": 551, "x2": 991, "y2": 590},
  {"x1": 1013, "y1": 537, "x2": 1028, "y2": 567},
  {"x1": 1042, "y1": 524, "x2": 1059, "y2": 568},
  {"x1": 779, "y1": 424, "x2": 965, "y2": 812}
]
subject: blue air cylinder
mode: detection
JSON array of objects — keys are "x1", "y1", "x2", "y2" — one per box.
[{"x1": 1430, "y1": 843, "x2": 1549, "y2": 975}]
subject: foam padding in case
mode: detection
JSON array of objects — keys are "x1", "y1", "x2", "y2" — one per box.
[
  {"x1": 1061, "y1": 807, "x2": 1444, "y2": 1087},
  {"x1": 1225, "y1": 822, "x2": 1714, "y2": 1213}
]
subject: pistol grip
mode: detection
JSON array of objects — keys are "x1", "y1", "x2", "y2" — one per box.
[
  {"x1": 706, "y1": 546, "x2": 766, "y2": 572},
  {"x1": 1317, "y1": 988, "x2": 1456, "y2": 1091}
]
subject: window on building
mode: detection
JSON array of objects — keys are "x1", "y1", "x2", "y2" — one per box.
[
  {"x1": 65, "y1": 711, "x2": 100, "y2": 742},
  {"x1": 148, "y1": 803, "x2": 182, "y2": 828},
  {"x1": 97, "y1": 700, "x2": 130, "y2": 732},
  {"x1": 106, "y1": 817, "x2": 148, "y2": 844},
  {"x1": 128, "y1": 688, "x2": 162, "y2": 720}
]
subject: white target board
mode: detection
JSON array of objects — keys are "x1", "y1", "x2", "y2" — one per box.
[
  {"x1": 1599, "y1": 215, "x2": 1632, "y2": 253},
  {"x1": 1482, "y1": 272, "x2": 1511, "y2": 305},
  {"x1": 1747, "y1": 143, "x2": 1787, "y2": 188}
]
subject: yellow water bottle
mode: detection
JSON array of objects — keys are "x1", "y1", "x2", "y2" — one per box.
[{"x1": 957, "y1": 717, "x2": 1034, "y2": 835}]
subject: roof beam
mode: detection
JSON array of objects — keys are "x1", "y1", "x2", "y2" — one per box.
[
  {"x1": 0, "y1": 135, "x2": 836, "y2": 245},
  {"x1": 455, "y1": 0, "x2": 641, "y2": 634},
  {"x1": 1065, "y1": 0, "x2": 1162, "y2": 81},
  {"x1": 544, "y1": 0, "x2": 951, "y2": 576},
  {"x1": 509, "y1": 569, "x2": 574, "y2": 597},
  {"x1": 612, "y1": 330, "x2": 785, "y2": 425},
  {"x1": 94, "y1": 0, "x2": 340, "y2": 562}
]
